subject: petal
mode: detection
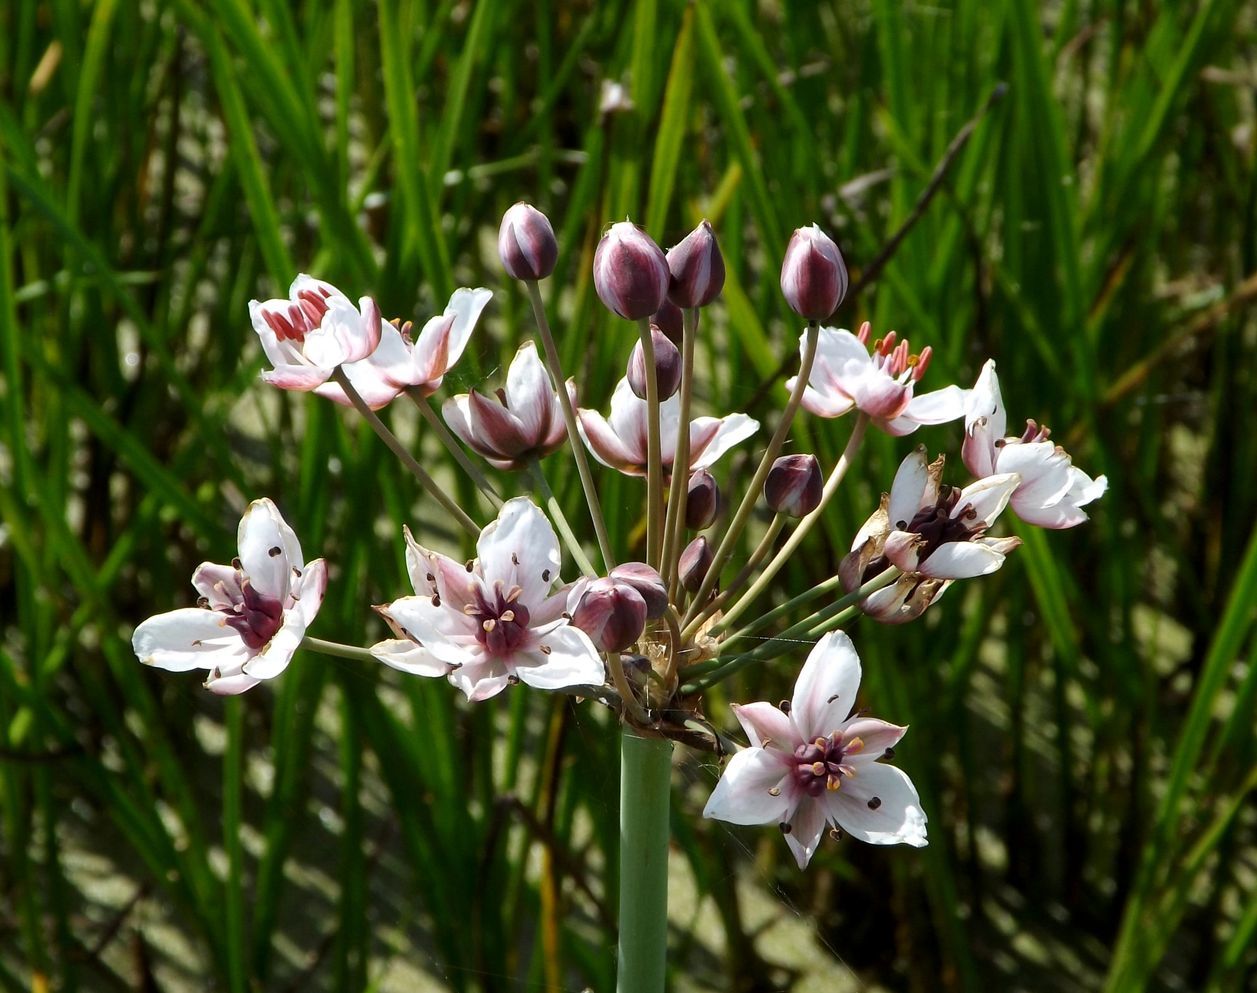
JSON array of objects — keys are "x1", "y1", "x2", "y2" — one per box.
[
  {"x1": 887, "y1": 447, "x2": 932, "y2": 529},
  {"x1": 381, "y1": 596, "x2": 479, "y2": 667},
  {"x1": 237, "y1": 498, "x2": 303, "y2": 600},
  {"x1": 919, "y1": 540, "x2": 1007, "y2": 579},
  {"x1": 1012, "y1": 499, "x2": 1091, "y2": 529},
  {"x1": 468, "y1": 390, "x2": 530, "y2": 458},
  {"x1": 702, "y1": 748, "x2": 792, "y2": 826},
  {"x1": 846, "y1": 368, "x2": 910, "y2": 420},
  {"x1": 825, "y1": 763, "x2": 927, "y2": 847},
  {"x1": 364, "y1": 322, "x2": 419, "y2": 388},
  {"x1": 132, "y1": 608, "x2": 247, "y2": 672},
  {"x1": 605, "y1": 378, "x2": 650, "y2": 461},
  {"x1": 783, "y1": 796, "x2": 829, "y2": 869},
  {"x1": 577, "y1": 408, "x2": 641, "y2": 474},
  {"x1": 476, "y1": 498, "x2": 562, "y2": 609},
  {"x1": 292, "y1": 559, "x2": 328, "y2": 627},
  {"x1": 995, "y1": 441, "x2": 1074, "y2": 509},
  {"x1": 903, "y1": 384, "x2": 966, "y2": 426},
  {"x1": 688, "y1": 414, "x2": 759, "y2": 471},
  {"x1": 300, "y1": 295, "x2": 362, "y2": 369},
  {"x1": 370, "y1": 639, "x2": 451, "y2": 677},
  {"x1": 952, "y1": 472, "x2": 1020, "y2": 528},
  {"x1": 883, "y1": 529, "x2": 924, "y2": 573},
  {"x1": 289, "y1": 274, "x2": 349, "y2": 304},
  {"x1": 839, "y1": 718, "x2": 908, "y2": 761},
  {"x1": 204, "y1": 668, "x2": 262, "y2": 696},
  {"x1": 411, "y1": 287, "x2": 491, "y2": 384},
  {"x1": 732, "y1": 702, "x2": 797, "y2": 751},
  {"x1": 191, "y1": 562, "x2": 241, "y2": 610},
  {"x1": 790, "y1": 631, "x2": 862, "y2": 740},
  {"x1": 447, "y1": 658, "x2": 512, "y2": 701},
  {"x1": 442, "y1": 394, "x2": 491, "y2": 458},
  {"x1": 514, "y1": 624, "x2": 605, "y2": 691},
  {"x1": 260, "y1": 364, "x2": 332, "y2": 391},
  {"x1": 504, "y1": 341, "x2": 555, "y2": 443},
  {"x1": 242, "y1": 618, "x2": 305, "y2": 680},
  {"x1": 796, "y1": 380, "x2": 856, "y2": 419}
]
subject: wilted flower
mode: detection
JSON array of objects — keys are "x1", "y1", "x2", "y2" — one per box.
[
  {"x1": 703, "y1": 631, "x2": 927, "y2": 868},
  {"x1": 131, "y1": 499, "x2": 328, "y2": 695},
  {"x1": 250, "y1": 275, "x2": 384, "y2": 391},
  {"x1": 571, "y1": 578, "x2": 648, "y2": 653},
  {"x1": 608, "y1": 562, "x2": 669, "y2": 619},
  {"x1": 685, "y1": 469, "x2": 721, "y2": 530},
  {"x1": 678, "y1": 536, "x2": 713, "y2": 593},
  {"x1": 963, "y1": 360, "x2": 1107, "y2": 528},
  {"x1": 315, "y1": 288, "x2": 491, "y2": 410},
  {"x1": 667, "y1": 220, "x2": 725, "y2": 308},
  {"x1": 790, "y1": 323, "x2": 965, "y2": 435},
  {"x1": 498, "y1": 203, "x2": 558, "y2": 281},
  {"x1": 765, "y1": 454, "x2": 823, "y2": 518},
  {"x1": 444, "y1": 340, "x2": 573, "y2": 470},
  {"x1": 376, "y1": 499, "x2": 604, "y2": 702},
  {"x1": 840, "y1": 448, "x2": 1022, "y2": 623},
  {"x1": 779, "y1": 225, "x2": 849, "y2": 321},
  {"x1": 593, "y1": 221, "x2": 671, "y2": 320},
  {"x1": 627, "y1": 326, "x2": 682, "y2": 400},
  {"x1": 578, "y1": 378, "x2": 758, "y2": 478}
]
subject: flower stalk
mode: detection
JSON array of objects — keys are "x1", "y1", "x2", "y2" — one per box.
[
  {"x1": 616, "y1": 731, "x2": 672, "y2": 993},
  {"x1": 637, "y1": 318, "x2": 666, "y2": 569},
  {"x1": 407, "y1": 388, "x2": 503, "y2": 508},
  {"x1": 661, "y1": 307, "x2": 699, "y2": 597},
  {"x1": 526, "y1": 460, "x2": 598, "y2": 577}
]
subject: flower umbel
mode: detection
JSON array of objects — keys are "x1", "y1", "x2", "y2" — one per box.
[
  {"x1": 703, "y1": 631, "x2": 927, "y2": 868},
  {"x1": 131, "y1": 499, "x2": 328, "y2": 695}
]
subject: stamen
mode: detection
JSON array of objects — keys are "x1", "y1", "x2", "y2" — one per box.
[
  {"x1": 268, "y1": 545, "x2": 282, "y2": 557},
  {"x1": 768, "y1": 786, "x2": 781, "y2": 797},
  {"x1": 779, "y1": 700, "x2": 791, "y2": 714},
  {"x1": 431, "y1": 594, "x2": 441, "y2": 607},
  {"x1": 867, "y1": 796, "x2": 882, "y2": 810},
  {"x1": 856, "y1": 321, "x2": 871, "y2": 345},
  {"x1": 500, "y1": 610, "x2": 515, "y2": 623},
  {"x1": 196, "y1": 597, "x2": 210, "y2": 608},
  {"x1": 780, "y1": 822, "x2": 792, "y2": 835},
  {"x1": 505, "y1": 586, "x2": 523, "y2": 603},
  {"x1": 482, "y1": 619, "x2": 497, "y2": 633},
  {"x1": 539, "y1": 644, "x2": 552, "y2": 655},
  {"x1": 844, "y1": 736, "x2": 864, "y2": 754},
  {"x1": 511, "y1": 552, "x2": 520, "y2": 566},
  {"x1": 882, "y1": 747, "x2": 895, "y2": 759},
  {"x1": 542, "y1": 569, "x2": 552, "y2": 582}
]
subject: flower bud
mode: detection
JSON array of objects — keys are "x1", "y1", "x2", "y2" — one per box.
[
  {"x1": 780, "y1": 224, "x2": 848, "y2": 321},
  {"x1": 651, "y1": 298, "x2": 684, "y2": 345},
  {"x1": 678, "y1": 536, "x2": 713, "y2": 594},
  {"x1": 628, "y1": 327, "x2": 682, "y2": 400},
  {"x1": 498, "y1": 203, "x2": 558, "y2": 281},
  {"x1": 764, "y1": 454, "x2": 823, "y2": 518},
  {"x1": 666, "y1": 220, "x2": 725, "y2": 308},
  {"x1": 685, "y1": 469, "x2": 720, "y2": 530},
  {"x1": 593, "y1": 221, "x2": 670, "y2": 320},
  {"x1": 571, "y1": 578, "x2": 648, "y2": 653},
  {"x1": 609, "y1": 562, "x2": 669, "y2": 619}
]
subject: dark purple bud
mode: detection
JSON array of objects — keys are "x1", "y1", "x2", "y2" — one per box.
[
  {"x1": 666, "y1": 220, "x2": 725, "y2": 308},
  {"x1": 678, "y1": 536, "x2": 713, "y2": 594},
  {"x1": 609, "y1": 562, "x2": 669, "y2": 619},
  {"x1": 498, "y1": 203, "x2": 558, "y2": 281},
  {"x1": 685, "y1": 469, "x2": 720, "y2": 530},
  {"x1": 780, "y1": 224, "x2": 848, "y2": 321},
  {"x1": 627, "y1": 327, "x2": 682, "y2": 400},
  {"x1": 764, "y1": 454, "x2": 823, "y2": 518},
  {"x1": 571, "y1": 578, "x2": 648, "y2": 653},
  {"x1": 651, "y1": 298, "x2": 684, "y2": 345},
  {"x1": 593, "y1": 221, "x2": 670, "y2": 320}
]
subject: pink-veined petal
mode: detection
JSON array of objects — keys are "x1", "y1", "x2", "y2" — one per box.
[
  {"x1": 703, "y1": 748, "x2": 792, "y2": 826},
  {"x1": 887, "y1": 448, "x2": 932, "y2": 530},
  {"x1": 732, "y1": 702, "x2": 798, "y2": 751},
  {"x1": 995, "y1": 441, "x2": 1074, "y2": 509},
  {"x1": 606, "y1": 378, "x2": 650, "y2": 463},
  {"x1": 825, "y1": 762, "x2": 928, "y2": 847},
  {"x1": 790, "y1": 631, "x2": 862, "y2": 740},
  {"x1": 919, "y1": 540, "x2": 1008, "y2": 579},
  {"x1": 503, "y1": 341, "x2": 554, "y2": 443},
  {"x1": 514, "y1": 624, "x2": 604, "y2": 691},
  {"x1": 237, "y1": 498, "x2": 302, "y2": 600},
  {"x1": 839, "y1": 718, "x2": 908, "y2": 762},
  {"x1": 242, "y1": 619, "x2": 305, "y2": 680},
  {"x1": 577, "y1": 408, "x2": 641, "y2": 473},
  {"x1": 132, "y1": 608, "x2": 248, "y2": 672},
  {"x1": 191, "y1": 562, "x2": 241, "y2": 610},
  {"x1": 903, "y1": 384, "x2": 966, "y2": 426},
  {"x1": 783, "y1": 796, "x2": 828, "y2": 869},
  {"x1": 370, "y1": 639, "x2": 451, "y2": 678},
  {"x1": 381, "y1": 596, "x2": 479, "y2": 667},
  {"x1": 952, "y1": 472, "x2": 1020, "y2": 528},
  {"x1": 261, "y1": 364, "x2": 333, "y2": 391},
  {"x1": 204, "y1": 666, "x2": 261, "y2": 696},
  {"x1": 688, "y1": 413, "x2": 758, "y2": 471},
  {"x1": 476, "y1": 498, "x2": 563, "y2": 609}
]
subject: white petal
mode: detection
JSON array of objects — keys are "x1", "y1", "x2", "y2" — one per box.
[
  {"x1": 606, "y1": 378, "x2": 650, "y2": 462},
  {"x1": 242, "y1": 619, "x2": 305, "y2": 680},
  {"x1": 903, "y1": 384, "x2": 966, "y2": 426},
  {"x1": 732, "y1": 702, "x2": 797, "y2": 750},
  {"x1": 204, "y1": 667, "x2": 261, "y2": 696},
  {"x1": 702, "y1": 748, "x2": 792, "y2": 825},
  {"x1": 839, "y1": 718, "x2": 908, "y2": 761},
  {"x1": 578, "y1": 407, "x2": 641, "y2": 474},
  {"x1": 292, "y1": 559, "x2": 328, "y2": 626},
  {"x1": 403, "y1": 526, "x2": 437, "y2": 596},
  {"x1": 919, "y1": 541, "x2": 1007, "y2": 579},
  {"x1": 433, "y1": 287, "x2": 491, "y2": 375},
  {"x1": 688, "y1": 413, "x2": 759, "y2": 471},
  {"x1": 191, "y1": 562, "x2": 241, "y2": 610},
  {"x1": 887, "y1": 448, "x2": 931, "y2": 529},
  {"x1": 504, "y1": 341, "x2": 554, "y2": 442},
  {"x1": 825, "y1": 763, "x2": 927, "y2": 847},
  {"x1": 237, "y1": 498, "x2": 303, "y2": 600},
  {"x1": 476, "y1": 498, "x2": 562, "y2": 609},
  {"x1": 514, "y1": 624, "x2": 605, "y2": 691},
  {"x1": 132, "y1": 608, "x2": 248, "y2": 672},
  {"x1": 299, "y1": 296, "x2": 361, "y2": 369},
  {"x1": 995, "y1": 441, "x2": 1074, "y2": 509},
  {"x1": 952, "y1": 472, "x2": 1020, "y2": 527},
  {"x1": 447, "y1": 658, "x2": 512, "y2": 701},
  {"x1": 790, "y1": 631, "x2": 862, "y2": 740},
  {"x1": 370, "y1": 639, "x2": 451, "y2": 677},
  {"x1": 382, "y1": 596, "x2": 479, "y2": 667},
  {"x1": 783, "y1": 796, "x2": 828, "y2": 869}
]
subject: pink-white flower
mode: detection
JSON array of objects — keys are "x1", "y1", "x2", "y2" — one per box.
[
  {"x1": 578, "y1": 378, "x2": 758, "y2": 478},
  {"x1": 375, "y1": 498, "x2": 604, "y2": 702},
  {"x1": 704, "y1": 631, "x2": 927, "y2": 868},
  {"x1": 315, "y1": 287, "x2": 492, "y2": 410},
  {"x1": 790, "y1": 323, "x2": 965, "y2": 435},
  {"x1": 443, "y1": 341, "x2": 573, "y2": 470},
  {"x1": 131, "y1": 499, "x2": 327, "y2": 695},
  {"x1": 250, "y1": 275, "x2": 384, "y2": 392},
  {"x1": 963, "y1": 360, "x2": 1107, "y2": 528}
]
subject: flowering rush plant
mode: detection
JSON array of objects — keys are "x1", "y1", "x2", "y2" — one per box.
[{"x1": 133, "y1": 203, "x2": 1105, "y2": 991}]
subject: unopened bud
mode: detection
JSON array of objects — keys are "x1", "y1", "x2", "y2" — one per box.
[
  {"x1": 628, "y1": 327, "x2": 682, "y2": 400},
  {"x1": 685, "y1": 469, "x2": 720, "y2": 530},
  {"x1": 780, "y1": 224, "x2": 848, "y2": 321},
  {"x1": 498, "y1": 203, "x2": 558, "y2": 281},
  {"x1": 571, "y1": 578, "x2": 648, "y2": 653},
  {"x1": 593, "y1": 221, "x2": 670, "y2": 320},
  {"x1": 608, "y1": 562, "x2": 669, "y2": 619},
  {"x1": 678, "y1": 536, "x2": 713, "y2": 594},
  {"x1": 764, "y1": 454, "x2": 823, "y2": 517},
  {"x1": 651, "y1": 298, "x2": 684, "y2": 345},
  {"x1": 666, "y1": 220, "x2": 725, "y2": 308}
]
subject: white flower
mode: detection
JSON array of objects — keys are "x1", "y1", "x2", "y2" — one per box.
[
  {"x1": 963, "y1": 360, "x2": 1107, "y2": 528},
  {"x1": 131, "y1": 499, "x2": 327, "y2": 695},
  {"x1": 704, "y1": 632, "x2": 927, "y2": 868},
  {"x1": 315, "y1": 287, "x2": 491, "y2": 411},
  {"x1": 376, "y1": 498, "x2": 604, "y2": 702},
  {"x1": 577, "y1": 377, "x2": 758, "y2": 477},
  {"x1": 250, "y1": 275, "x2": 384, "y2": 392},
  {"x1": 789, "y1": 324, "x2": 965, "y2": 435}
]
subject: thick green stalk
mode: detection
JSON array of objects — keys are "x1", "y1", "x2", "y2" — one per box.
[
  {"x1": 525, "y1": 279, "x2": 616, "y2": 570},
  {"x1": 223, "y1": 699, "x2": 247, "y2": 993},
  {"x1": 617, "y1": 731, "x2": 672, "y2": 993},
  {"x1": 681, "y1": 322, "x2": 820, "y2": 630},
  {"x1": 684, "y1": 512, "x2": 786, "y2": 637},
  {"x1": 637, "y1": 318, "x2": 665, "y2": 569}
]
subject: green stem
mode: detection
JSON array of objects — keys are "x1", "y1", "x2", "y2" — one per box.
[
  {"x1": 332, "y1": 368, "x2": 480, "y2": 538},
  {"x1": 616, "y1": 731, "x2": 672, "y2": 993},
  {"x1": 527, "y1": 460, "x2": 598, "y2": 577},
  {"x1": 661, "y1": 307, "x2": 699, "y2": 596},
  {"x1": 223, "y1": 698, "x2": 247, "y2": 993},
  {"x1": 715, "y1": 413, "x2": 869, "y2": 632},
  {"x1": 682, "y1": 512, "x2": 785, "y2": 642},
  {"x1": 525, "y1": 280, "x2": 616, "y2": 570},
  {"x1": 680, "y1": 322, "x2": 820, "y2": 629},
  {"x1": 407, "y1": 389, "x2": 503, "y2": 509},
  {"x1": 301, "y1": 636, "x2": 378, "y2": 663},
  {"x1": 637, "y1": 318, "x2": 665, "y2": 569}
]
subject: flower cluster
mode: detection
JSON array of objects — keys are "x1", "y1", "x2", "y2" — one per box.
[{"x1": 133, "y1": 203, "x2": 1105, "y2": 873}]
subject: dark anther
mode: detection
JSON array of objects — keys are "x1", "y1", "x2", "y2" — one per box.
[
  {"x1": 883, "y1": 747, "x2": 895, "y2": 759},
  {"x1": 268, "y1": 546, "x2": 282, "y2": 557},
  {"x1": 780, "y1": 822, "x2": 792, "y2": 835},
  {"x1": 426, "y1": 573, "x2": 435, "y2": 583},
  {"x1": 539, "y1": 644, "x2": 552, "y2": 655},
  {"x1": 779, "y1": 700, "x2": 791, "y2": 714},
  {"x1": 431, "y1": 594, "x2": 441, "y2": 607},
  {"x1": 542, "y1": 569, "x2": 552, "y2": 582},
  {"x1": 511, "y1": 552, "x2": 520, "y2": 565},
  {"x1": 232, "y1": 557, "x2": 243, "y2": 570},
  {"x1": 827, "y1": 693, "x2": 840, "y2": 704},
  {"x1": 466, "y1": 560, "x2": 475, "y2": 572},
  {"x1": 196, "y1": 597, "x2": 210, "y2": 608},
  {"x1": 867, "y1": 796, "x2": 882, "y2": 810},
  {"x1": 829, "y1": 827, "x2": 843, "y2": 841},
  {"x1": 192, "y1": 639, "x2": 203, "y2": 647},
  {"x1": 293, "y1": 567, "x2": 302, "y2": 577}
]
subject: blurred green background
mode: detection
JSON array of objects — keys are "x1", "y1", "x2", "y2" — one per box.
[{"x1": 2, "y1": 0, "x2": 1256, "y2": 990}]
